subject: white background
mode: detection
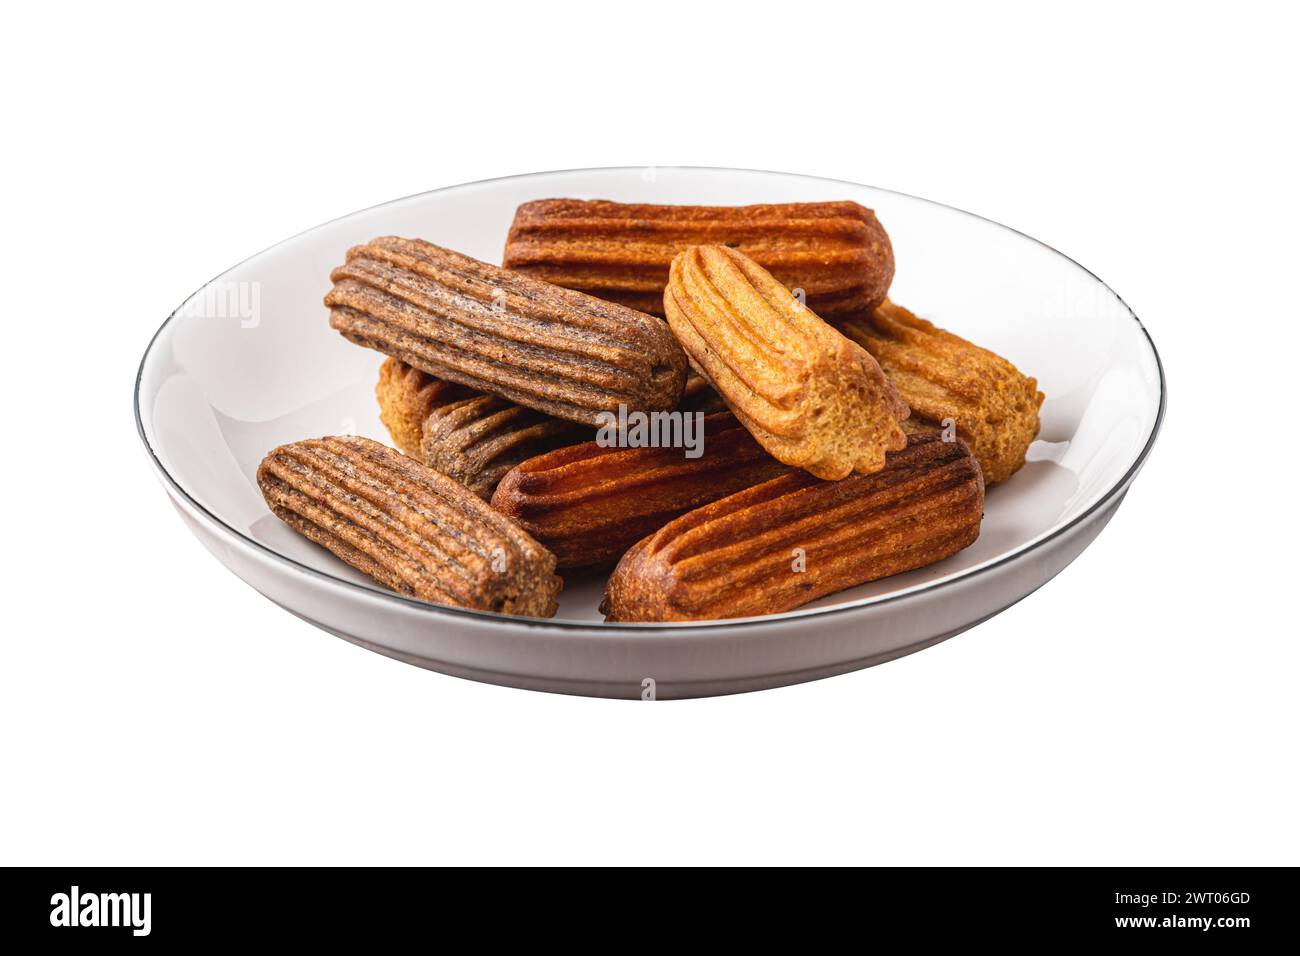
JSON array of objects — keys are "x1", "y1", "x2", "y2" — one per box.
[{"x1": 2, "y1": 1, "x2": 1296, "y2": 865}]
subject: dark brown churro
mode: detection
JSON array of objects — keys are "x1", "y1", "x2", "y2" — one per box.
[
  {"x1": 258, "y1": 436, "x2": 561, "y2": 616},
  {"x1": 376, "y1": 358, "x2": 587, "y2": 498},
  {"x1": 327, "y1": 236, "x2": 687, "y2": 426}
]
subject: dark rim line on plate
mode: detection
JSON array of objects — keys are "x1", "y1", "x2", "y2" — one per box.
[{"x1": 133, "y1": 165, "x2": 1168, "y2": 631}]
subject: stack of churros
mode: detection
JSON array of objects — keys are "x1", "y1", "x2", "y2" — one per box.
[{"x1": 259, "y1": 199, "x2": 1043, "y2": 621}]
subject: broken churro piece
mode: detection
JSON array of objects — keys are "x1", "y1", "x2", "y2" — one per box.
[
  {"x1": 327, "y1": 237, "x2": 687, "y2": 426},
  {"x1": 257, "y1": 436, "x2": 561, "y2": 616},
  {"x1": 665, "y1": 244, "x2": 909, "y2": 480},
  {"x1": 602, "y1": 433, "x2": 984, "y2": 621},
  {"x1": 491, "y1": 413, "x2": 790, "y2": 569},
  {"x1": 503, "y1": 199, "x2": 894, "y2": 318},
  {"x1": 837, "y1": 300, "x2": 1044, "y2": 484}
]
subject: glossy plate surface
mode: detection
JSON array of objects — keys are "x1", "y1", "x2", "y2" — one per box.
[{"x1": 135, "y1": 167, "x2": 1164, "y2": 698}]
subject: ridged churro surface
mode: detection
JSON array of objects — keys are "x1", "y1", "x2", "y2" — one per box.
[
  {"x1": 257, "y1": 436, "x2": 561, "y2": 616},
  {"x1": 665, "y1": 245, "x2": 909, "y2": 480},
  {"x1": 504, "y1": 199, "x2": 894, "y2": 317},
  {"x1": 602, "y1": 434, "x2": 984, "y2": 621},
  {"x1": 421, "y1": 394, "x2": 588, "y2": 500},
  {"x1": 376, "y1": 358, "x2": 586, "y2": 498},
  {"x1": 838, "y1": 300, "x2": 1044, "y2": 483},
  {"x1": 376, "y1": 356, "x2": 472, "y2": 457},
  {"x1": 491, "y1": 413, "x2": 790, "y2": 569},
  {"x1": 327, "y1": 237, "x2": 687, "y2": 426}
]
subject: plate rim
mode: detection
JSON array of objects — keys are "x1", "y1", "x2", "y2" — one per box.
[{"x1": 133, "y1": 165, "x2": 1167, "y2": 632}]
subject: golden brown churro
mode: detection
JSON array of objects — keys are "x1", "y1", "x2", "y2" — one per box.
[
  {"x1": 665, "y1": 244, "x2": 909, "y2": 480},
  {"x1": 837, "y1": 300, "x2": 1043, "y2": 483}
]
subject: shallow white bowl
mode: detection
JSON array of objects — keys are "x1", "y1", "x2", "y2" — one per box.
[{"x1": 135, "y1": 167, "x2": 1164, "y2": 699}]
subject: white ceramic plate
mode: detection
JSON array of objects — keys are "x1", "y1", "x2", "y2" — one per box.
[{"x1": 135, "y1": 167, "x2": 1164, "y2": 699}]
